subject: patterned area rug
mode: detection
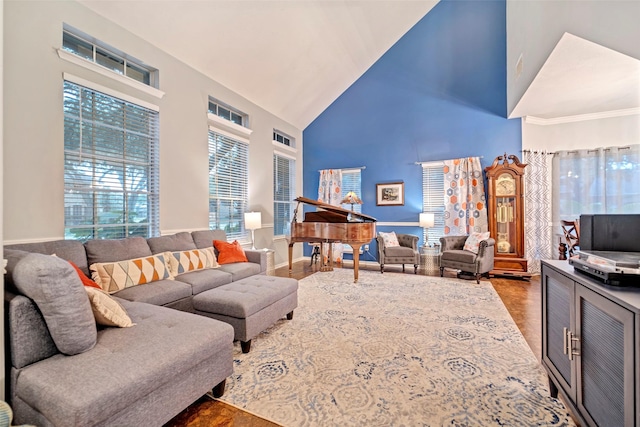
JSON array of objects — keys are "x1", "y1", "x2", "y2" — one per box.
[{"x1": 220, "y1": 269, "x2": 574, "y2": 426}]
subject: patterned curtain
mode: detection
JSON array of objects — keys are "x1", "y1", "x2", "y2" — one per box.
[
  {"x1": 443, "y1": 157, "x2": 488, "y2": 235},
  {"x1": 318, "y1": 169, "x2": 343, "y2": 263},
  {"x1": 523, "y1": 150, "x2": 553, "y2": 274}
]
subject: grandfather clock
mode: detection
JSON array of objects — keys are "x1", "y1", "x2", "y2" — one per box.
[{"x1": 485, "y1": 153, "x2": 531, "y2": 278}]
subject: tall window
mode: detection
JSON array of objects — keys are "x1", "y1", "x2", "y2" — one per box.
[
  {"x1": 274, "y1": 153, "x2": 295, "y2": 236},
  {"x1": 422, "y1": 163, "x2": 445, "y2": 244},
  {"x1": 208, "y1": 130, "x2": 249, "y2": 240},
  {"x1": 63, "y1": 81, "x2": 160, "y2": 240},
  {"x1": 341, "y1": 169, "x2": 362, "y2": 214},
  {"x1": 552, "y1": 145, "x2": 640, "y2": 221}
]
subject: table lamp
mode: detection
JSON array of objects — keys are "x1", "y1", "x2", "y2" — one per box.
[
  {"x1": 244, "y1": 211, "x2": 262, "y2": 250},
  {"x1": 340, "y1": 191, "x2": 362, "y2": 211},
  {"x1": 419, "y1": 213, "x2": 435, "y2": 247},
  {"x1": 340, "y1": 191, "x2": 363, "y2": 222}
]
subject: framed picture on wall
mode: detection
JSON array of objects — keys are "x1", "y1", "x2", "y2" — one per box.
[{"x1": 376, "y1": 182, "x2": 404, "y2": 206}]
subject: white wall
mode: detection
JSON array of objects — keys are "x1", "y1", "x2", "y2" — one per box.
[
  {"x1": 3, "y1": 1, "x2": 303, "y2": 264},
  {"x1": 507, "y1": 0, "x2": 640, "y2": 117},
  {"x1": 522, "y1": 115, "x2": 640, "y2": 152}
]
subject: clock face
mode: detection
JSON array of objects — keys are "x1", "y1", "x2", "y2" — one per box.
[{"x1": 496, "y1": 173, "x2": 515, "y2": 196}]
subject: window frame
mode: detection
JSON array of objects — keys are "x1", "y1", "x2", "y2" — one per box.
[
  {"x1": 422, "y1": 162, "x2": 446, "y2": 245},
  {"x1": 273, "y1": 130, "x2": 294, "y2": 149},
  {"x1": 208, "y1": 127, "x2": 250, "y2": 242},
  {"x1": 208, "y1": 99, "x2": 247, "y2": 127},
  {"x1": 273, "y1": 151, "x2": 296, "y2": 238},
  {"x1": 63, "y1": 79, "x2": 160, "y2": 241},
  {"x1": 341, "y1": 169, "x2": 362, "y2": 214},
  {"x1": 61, "y1": 26, "x2": 158, "y2": 88}
]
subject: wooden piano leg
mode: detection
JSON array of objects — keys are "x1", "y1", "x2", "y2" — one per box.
[
  {"x1": 326, "y1": 242, "x2": 334, "y2": 271},
  {"x1": 288, "y1": 243, "x2": 294, "y2": 277},
  {"x1": 350, "y1": 244, "x2": 360, "y2": 283}
]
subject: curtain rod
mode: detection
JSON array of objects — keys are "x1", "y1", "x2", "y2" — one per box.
[
  {"x1": 318, "y1": 166, "x2": 366, "y2": 172},
  {"x1": 521, "y1": 149, "x2": 555, "y2": 155},
  {"x1": 415, "y1": 156, "x2": 483, "y2": 165}
]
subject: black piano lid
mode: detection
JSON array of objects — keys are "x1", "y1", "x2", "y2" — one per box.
[{"x1": 294, "y1": 196, "x2": 377, "y2": 222}]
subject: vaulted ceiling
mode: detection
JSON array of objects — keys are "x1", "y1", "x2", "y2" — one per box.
[
  {"x1": 80, "y1": 0, "x2": 439, "y2": 129},
  {"x1": 79, "y1": 0, "x2": 639, "y2": 129},
  {"x1": 510, "y1": 33, "x2": 640, "y2": 123}
]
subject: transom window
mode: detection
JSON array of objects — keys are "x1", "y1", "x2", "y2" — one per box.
[
  {"x1": 274, "y1": 153, "x2": 296, "y2": 236},
  {"x1": 273, "y1": 130, "x2": 293, "y2": 148},
  {"x1": 63, "y1": 81, "x2": 160, "y2": 240},
  {"x1": 209, "y1": 100, "x2": 245, "y2": 127},
  {"x1": 208, "y1": 130, "x2": 249, "y2": 240},
  {"x1": 62, "y1": 28, "x2": 156, "y2": 87}
]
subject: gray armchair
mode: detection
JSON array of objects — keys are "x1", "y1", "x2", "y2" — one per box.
[
  {"x1": 376, "y1": 233, "x2": 420, "y2": 274},
  {"x1": 439, "y1": 235, "x2": 495, "y2": 283}
]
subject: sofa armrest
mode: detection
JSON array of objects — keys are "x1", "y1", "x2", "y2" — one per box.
[
  {"x1": 439, "y1": 235, "x2": 468, "y2": 251},
  {"x1": 244, "y1": 249, "x2": 267, "y2": 274}
]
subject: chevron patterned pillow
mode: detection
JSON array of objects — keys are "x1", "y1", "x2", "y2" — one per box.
[
  {"x1": 166, "y1": 247, "x2": 219, "y2": 276},
  {"x1": 90, "y1": 253, "x2": 173, "y2": 294}
]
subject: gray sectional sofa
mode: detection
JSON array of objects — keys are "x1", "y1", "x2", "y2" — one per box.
[{"x1": 3, "y1": 229, "x2": 297, "y2": 426}]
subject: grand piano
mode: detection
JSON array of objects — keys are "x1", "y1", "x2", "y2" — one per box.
[{"x1": 287, "y1": 196, "x2": 377, "y2": 283}]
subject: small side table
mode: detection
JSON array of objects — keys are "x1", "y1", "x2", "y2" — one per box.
[
  {"x1": 419, "y1": 246, "x2": 441, "y2": 276},
  {"x1": 264, "y1": 249, "x2": 275, "y2": 276}
]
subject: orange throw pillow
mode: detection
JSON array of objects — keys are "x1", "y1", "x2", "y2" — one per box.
[
  {"x1": 213, "y1": 240, "x2": 249, "y2": 264},
  {"x1": 69, "y1": 261, "x2": 102, "y2": 289}
]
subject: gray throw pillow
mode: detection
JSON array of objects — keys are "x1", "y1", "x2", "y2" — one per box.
[
  {"x1": 3, "y1": 248, "x2": 30, "y2": 292},
  {"x1": 13, "y1": 253, "x2": 97, "y2": 355}
]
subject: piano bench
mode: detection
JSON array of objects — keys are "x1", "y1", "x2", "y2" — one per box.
[{"x1": 193, "y1": 276, "x2": 298, "y2": 353}]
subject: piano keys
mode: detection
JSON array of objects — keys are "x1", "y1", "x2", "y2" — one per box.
[{"x1": 287, "y1": 196, "x2": 377, "y2": 283}]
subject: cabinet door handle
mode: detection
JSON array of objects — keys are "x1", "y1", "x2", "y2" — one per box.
[
  {"x1": 563, "y1": 327, "x2": 568, "y2": 355},
  {"x1": 570, "y1": 334, "x2": 580, "y2": 360},
  {"x1": 567, "y1": 331, "x2": 581, "y2": 360}
]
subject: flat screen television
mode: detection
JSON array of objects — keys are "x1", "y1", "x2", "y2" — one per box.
[{"x1": 579, "y1": 214, "x2": 640, "y2": 252}]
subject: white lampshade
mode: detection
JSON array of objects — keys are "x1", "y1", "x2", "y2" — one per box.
[
  {"x1": 419, "y1": 213, "x2": 435, "y2": 228},
  {"x1": 244, "y1": 212, "x2": 262, "y2": 230}
]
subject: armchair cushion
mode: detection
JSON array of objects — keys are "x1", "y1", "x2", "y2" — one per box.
[
  {"x1": 384, "y1": 246, "x2": 416, "y2": 257},
  {"x1": 378, "y1": 231, "x2": 400, "y2": 247},
  {"x1": 440, "y1": 249, "x2": 478, "y2": 264},
  {"x1": 463, "y1": 231, "x2": 491, "y2": 254}
]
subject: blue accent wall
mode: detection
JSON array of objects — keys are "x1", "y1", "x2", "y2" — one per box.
[{"x1": 302, "y1": 0, "x2": 521, "y2": 260}]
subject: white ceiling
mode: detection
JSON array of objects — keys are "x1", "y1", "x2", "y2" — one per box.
[
  {"x1": 79, "y1": 0, "x2": 439, "y2": 129},
  {"x1": 79, "y1": 2, "x2": 640, "y2": 129},
  {"x1": 510, "y1": 33, "x2": 640, "y2": 123}
]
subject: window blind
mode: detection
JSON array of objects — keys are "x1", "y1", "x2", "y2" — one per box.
[
  {"x1": 422, "y1": 163, "x2": 445, "y2": 244},
  {"x1": 208, "y1": 130, "x2": 249, "y2": 241},
  {"x1": 341, "y1": 169, "x2": 362, "y2": 213},
  {"x1": 273, "y1": 153, "x2": 295, "y2": 236},
  {"x1": 63, "y1": 81, "x2": 159, "y2": 241}
]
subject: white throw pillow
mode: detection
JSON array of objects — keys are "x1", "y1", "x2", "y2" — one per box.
[
  {"x1": 85, "y1": 287, "x2": 135, "y2": 328},
  {"x1": 463, "y1": 232, "x2": 491, "y2": 254},
  {"x1": 379, "y1": 231, "x2": 400, "y2": 247}
]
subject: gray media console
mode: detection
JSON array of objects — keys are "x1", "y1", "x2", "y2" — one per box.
[{"x1": 541, "y1": 260, "x2": 640, "y2": 427}]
